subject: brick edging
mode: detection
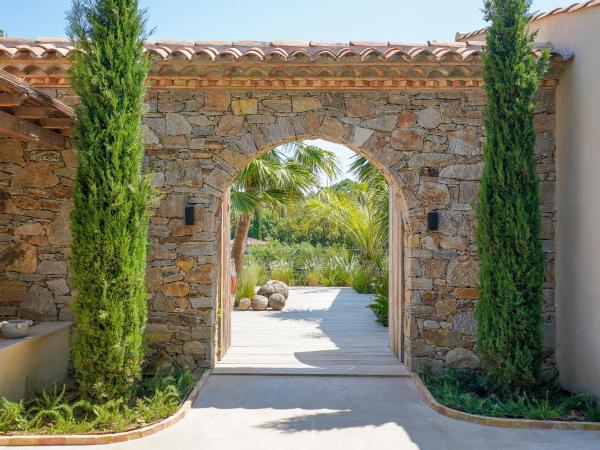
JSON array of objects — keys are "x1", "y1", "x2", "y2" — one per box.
[
  {"x1": 0, "y1": 370, "x2": 211, "y2": 446},
  {"x1": 411, "y1": 373, "x2": 600, "y2": 431}
]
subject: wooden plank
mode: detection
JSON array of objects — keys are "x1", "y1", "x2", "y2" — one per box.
[
  {"x1": 217, "y1": 190, "x2": 232, "y2": 360},
  {"x1": 216, "y1": 287, "x2": 408, "y2": 376},
  {"x1": 389, "y1": 189, "x2": 399, "y2": 358},
  {"x1": 40, "y1": 118, "x2": 72, "y2": 129},
  {"x1": 13, "y1": 106, "x2": 53, "y2": 119},
  {"x1": 0, "y1": 93, "x2": 25, "y2": 107},
  {"x1": 0, "y1": 109, "x2": 67, "y2": 150}
]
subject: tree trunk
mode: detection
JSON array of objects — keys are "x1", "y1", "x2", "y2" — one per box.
[{"x1": 232, "y1": 213, "x2": 252, "y2": 277}]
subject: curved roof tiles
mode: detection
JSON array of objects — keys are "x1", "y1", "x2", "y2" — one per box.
[
  {"x1": 457, "y1": 0, "x2": 600, "y2": 41},
  {"x1": 0, "y1": 37, "x2": 573, "y2": 64}
]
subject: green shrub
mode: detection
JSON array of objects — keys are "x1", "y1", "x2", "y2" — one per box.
[
  {"x1": 476, "y1": 0, "x2": 550, "y2": 392},
  {"x1": 236, "y1": 266, "x2": 261, "y2": 301},
  {"x1": 304, "y1": 270, "x2": 321, "y2": 286},
  {"x1": 368, "y1": 273, "x2": 388, "y2": 326},
  {"x1": 67, "y1": 0, "x2": 152, "y2": 402},
  {"x1": 351, "y1": 269, "x2": 372, "y2": 293},
  {"x1": 0, "y1": 367, "x2": 195, "y2": 434},
  {"x1": 243, "y1": 241, "x2": 366, "y2": 287},
  {"x1": 269, "y1": 260, "x2": 295, "y2": 285},
  {"x1": 0, "y1": 399, "x2": 28, "y2": 432},
  {"x1": 420, "y1": 368, "x2": 600, "y2": 422},
  {"x1": 322, "y1": 254, "x2": 356, "y2": 287}
]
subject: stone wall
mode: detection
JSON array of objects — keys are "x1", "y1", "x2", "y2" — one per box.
[
  {"x1": 0, "y1": 137, "x2": 76, "y2": 323},
  {"x1": 0, "y1": 87, "x2": 557, "y2": 375}
]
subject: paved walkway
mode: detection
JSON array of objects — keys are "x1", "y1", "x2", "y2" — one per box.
[
  {"x1": 5, "y1": 288, "x2": 600, "y2": 449},
  {"x1": 215, "y1": 287, "x2": 408, "y2": 376},
  {"x1": 10, "y1": 376, "x2": 600, "y2": 450}
]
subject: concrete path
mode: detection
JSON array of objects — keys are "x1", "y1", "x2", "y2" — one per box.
[
  {"x1": 8, "y1": 376, "x2": 600, "y2": 450},
  {"x1": 215, "y1": 287, "x2": 409, "y2": 376},
  {"x1": 4, "y1": 287, "x2": 600, "y2": 449}
]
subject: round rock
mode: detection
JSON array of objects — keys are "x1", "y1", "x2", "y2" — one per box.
[
  {"x1": 238, "y1": 297, "x2": 251, "y2": 311},
  {"x1": 445, "y1": 347, "x2": 480, "y2": 369},
  {"x1": 251, "y1": 295, "x2": 269, "y2": 311},
  {"x1": 257, "y1": 280, "x2": 289, "y2": 299},
  {"x1": 269, "y1": 293, "x2": 286, "y2": 311}
]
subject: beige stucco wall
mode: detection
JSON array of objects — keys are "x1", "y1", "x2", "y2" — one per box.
[
  {"x1": 0, "y1": 322, "x2": 71, "y2": 400},
  {"x1": 531, "y1": 7, "x2": 600, "y2": 398}
]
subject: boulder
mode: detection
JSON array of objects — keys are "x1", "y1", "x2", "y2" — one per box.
[
  {"x1": 19, "y1": 284, "x2": 57, "y2": 321},
  {"x1": 445, "y1": 348, "x2": 480, "y2": 369},
  {"x1": 269, "y1": 293, "x2": 286, "y2": 311},
  {"x1": 251, "y1": 295, "x2": 268, "y2": 311},
  {"x1": 238, "y1": 297, "x2": 251, "y2": 311},
  {"x1": 257, "y1": 280, "x2": 289, "y2": 299}
]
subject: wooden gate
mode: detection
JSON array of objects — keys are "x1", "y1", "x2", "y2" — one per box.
[
  {"x1": 388, "y1": 189, "x2": 404, "y2": 361},
  {"x1": 218, "y1": 190, "x2": 232, "y2": 360}
]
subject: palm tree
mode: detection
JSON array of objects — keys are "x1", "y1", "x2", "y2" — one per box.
[
  {"x1": 349, "y1": 155, "x2": 389, "y2": 238},
  {"x1": 308, "y1": 182, "x2": 386, "y2": 267},
  {"x1": 230, "y1": 142, "x2": 339, "y2": 276}
]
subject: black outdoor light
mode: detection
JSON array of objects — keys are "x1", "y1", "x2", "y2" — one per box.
[
  {"x1": 184, "y1": 202, "x2": 196, "y2": 225},
  {"x1": 427, "y1": 211, "x2": 439, "y2": 231}
]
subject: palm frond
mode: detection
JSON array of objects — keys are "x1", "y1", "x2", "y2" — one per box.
[
  {"x1": 230, "y1": 190, "x2": 261, "y2": 215},
  {"x1": 284, "y1": 142, "x2": 341, "y2": 181}
]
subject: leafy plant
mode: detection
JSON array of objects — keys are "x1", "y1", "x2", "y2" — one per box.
[
  {"x1": 67, "y1": 0, "x2": 152, "y2": 402},
  {"x1": 369, "y1": 273, "x2": 389, "y2": 326},
  {"x1": 420, "y1": 368, "x2": 600, "y2": 422},
  {"x1": 29, "y1": 384, "x2": 72, "y2": 428},
  {"x1": 304, "y1": 270, "x2": 321, "y2": 286},
  {"x1": 231, "y1": 142, "x2": 340, "y2": 276},
  {"x1": 269, "y1": 260, "x2": 295, "y2": 285},
  {"x1": 322, "y1": 254, "x2": 357, "y2": 287},
  {"x1": 0, "y1": 399, "x2": 28, "y2": 432},
  {"x1": 349, "y1": 155, "x2": 389, "y2": 240},
  {"x1": 475, "y1": 0, "x2": 551, "y2": 393},
  {"x1": 309, "y1": 183, "x2": 386, "y2": 266},
  {"x1": 236, "y1": 265, "x2": 261, "y2": 301},
  {"x1": 0, "y1": 367, "x2": 196, "y2": 435},
  {"x1": 351, "y1": 269, "x2": 372, "y2": 294}
]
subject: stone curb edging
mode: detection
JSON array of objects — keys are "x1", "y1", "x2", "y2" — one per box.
[
  {"x1": 0, "y1": 370, "x2": 211, "y2": 446},
  {"x1": 412, "y1": 374, "x2": 600, "y2": 431}
]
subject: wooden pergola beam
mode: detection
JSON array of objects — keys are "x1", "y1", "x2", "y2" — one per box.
[
  {"x1": 0, "y1": 109, "x2": 67, "y2": 150},
  {"x1": 40, "y1": 118, "x2": 73, "y2": 129},
  {"x1": 13, "y1": 106, "x2": 54, "y2": 119},
  {"x1": 0, "y1": 93, "x2": 25, "y2": 107}
]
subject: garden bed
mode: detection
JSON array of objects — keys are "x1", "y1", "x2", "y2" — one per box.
[
  {"x1": 414, "y1": 369, "x2": 600, "y2": 430},
  {"x1": 0, "y1": 369, "x2": 209, "y2": 446}
]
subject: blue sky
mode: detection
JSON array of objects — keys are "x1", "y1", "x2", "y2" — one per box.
[
  {"x1": 3, "y1": 0, "x2": 572, "y2": 42},
  {"x1": 1, "y1": 0, "x2": 571, "y2": 183}
]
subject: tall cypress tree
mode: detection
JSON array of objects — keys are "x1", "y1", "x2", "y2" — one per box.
[
  {"x1": 476, "y1": 0, "x2": 549, "y2": 392},
  {"x1": 67, "y1": 0, "x2": 151, "y2": 402}
]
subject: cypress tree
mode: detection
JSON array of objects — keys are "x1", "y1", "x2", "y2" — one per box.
[
  {"x1": 476, "y1": 0, "x2": 550, "y2": 392},
  {"x1": 67, "y1": 0, "x2": 151, "y2": 402}
]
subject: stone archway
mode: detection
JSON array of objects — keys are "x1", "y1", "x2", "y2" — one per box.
[
  {"x1": 212, "y1": 132, "x2": 411, "y2": 363},
  {"x1": 0, "y1": 39, "x2": 562, "y2": 375},
  {"x1": 141, "y1": 87, "x2": 557, "y2": 374}
]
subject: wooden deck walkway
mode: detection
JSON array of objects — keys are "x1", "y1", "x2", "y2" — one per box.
[{"x1": 215, "y1": 287, "x2": 409, "y2": 376}]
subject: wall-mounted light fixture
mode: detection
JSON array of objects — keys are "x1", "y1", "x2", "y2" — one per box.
[
  {"x1": 427, "y1": 211, "x2": 439, "y2": 231},
  {"x1": 184, "y1": 202, "x2": 196, "y2": 225}
]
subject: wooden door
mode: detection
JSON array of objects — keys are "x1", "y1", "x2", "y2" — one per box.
[
  {"x1": 388, "y1": 189, "x2": 404, "y2": 361},
  {"x1": 218, "y1": 190, "x2": 232, "y2": 360}
]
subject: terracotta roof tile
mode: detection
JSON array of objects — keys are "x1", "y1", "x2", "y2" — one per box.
[
  {"x1": 0, "y1": 37, "x2": 571, "y2": 64},
  {"x1": 457, "y1": 0, "x2": 600, "y2": 41}
]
